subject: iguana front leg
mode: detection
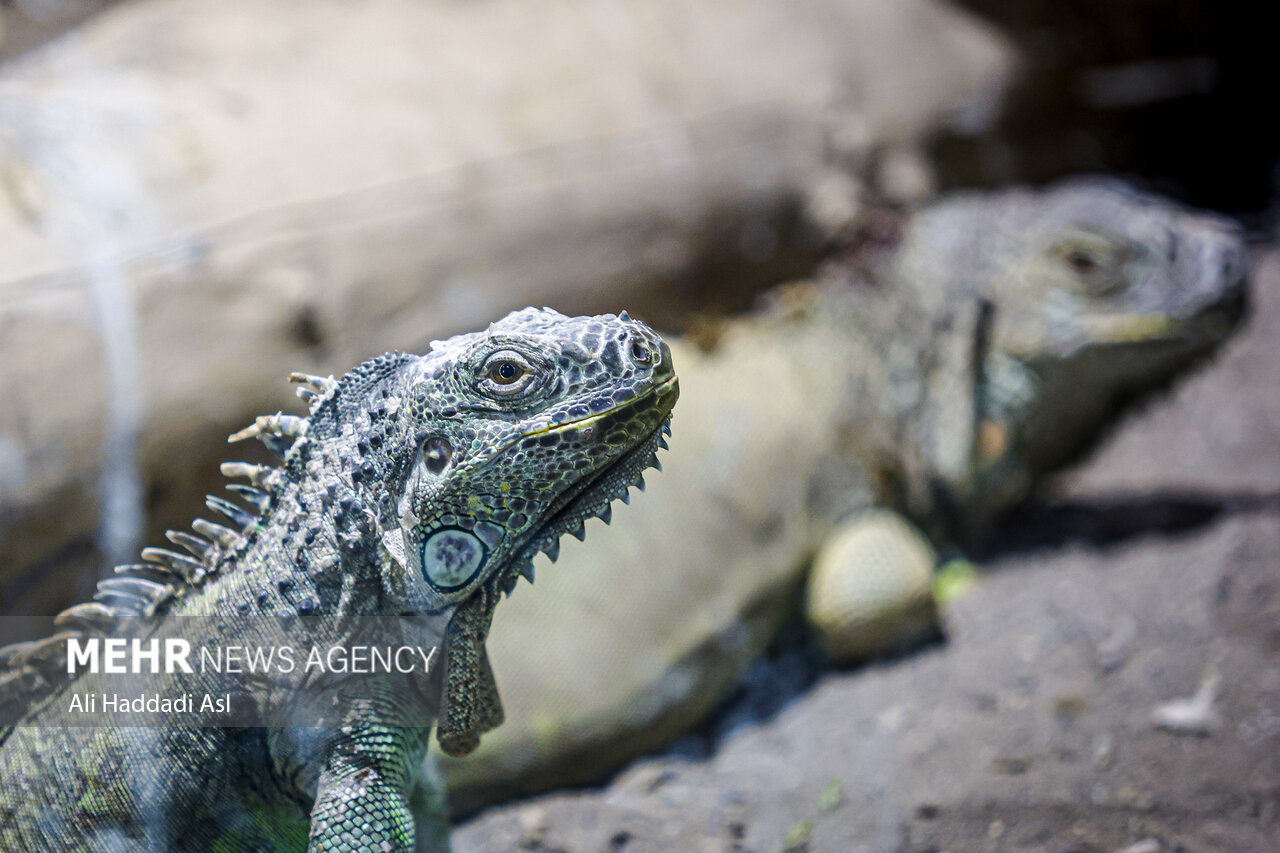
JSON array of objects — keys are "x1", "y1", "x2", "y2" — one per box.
[{"x1": 307, "y1": 709, "x2": 435, "y2": 853}]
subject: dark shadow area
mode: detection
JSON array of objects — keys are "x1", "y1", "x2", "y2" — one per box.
[
  {"x1": 679, "y1": 615, "x2": 829, "y2": 758},
  {"x1": 662, "y1": 609, "x2": 947, "y2": 765},
  {"x1": 981, "y1": 488, "x2": 1280, "y2": 558},
  {"x1": 939, "y1": 1, "x2": 1279, "y2": 213},
  {"x1": 571, "y1": 194, "x2": 819, "y2": 336}
]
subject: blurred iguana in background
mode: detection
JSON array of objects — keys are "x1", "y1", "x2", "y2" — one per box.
[{"x1": 444, "y1": 180, "x2": 1248, "y2": 811}]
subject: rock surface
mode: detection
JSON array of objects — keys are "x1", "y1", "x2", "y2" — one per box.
[
  {"x1": 0, "y1": 0, "x2": 117, "y2": 60},
  {"x1": 451, "y1": 249, "x2": 1280, "y2": 851},
  {"x1": 0, "y1": 0, "x2": 1013, "y2": 621}
]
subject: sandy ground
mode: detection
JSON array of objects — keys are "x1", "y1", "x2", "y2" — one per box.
[{"x1": 452, "y1": 249, "x2": 1280, "y2": 853}]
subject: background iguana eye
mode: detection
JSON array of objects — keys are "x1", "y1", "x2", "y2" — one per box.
[
  {"x1": 1049, "y1": 230, "x2": 1134, "y2": 299},
  {"x1": 1063, "y1": 248, "x2": 1099, "y2": 274}
]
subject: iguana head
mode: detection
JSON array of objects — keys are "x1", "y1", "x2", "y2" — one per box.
[
  {"x1": 392, "y1": 307, "x2": 677, "y2": 608},
  {"x1": 891, "y1": 179, "x2": 1247, "y2": 515},
  {"x1": 359, "y1": 308, "x2": 677, "y2": 753}
]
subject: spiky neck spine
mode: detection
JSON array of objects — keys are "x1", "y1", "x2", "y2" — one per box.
[{"x1": 0, "y1": 354, "x2": 426, "y2": 734}]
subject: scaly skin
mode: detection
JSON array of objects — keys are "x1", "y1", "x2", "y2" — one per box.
[
  {"x1": 0, "y1": 308, "x2": 678, "y2": 851},
  {"x1": 442, "y1": 180, "x2": 1248, "y2": 809}
]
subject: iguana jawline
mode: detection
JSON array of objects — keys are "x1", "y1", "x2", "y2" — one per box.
[{"x1": 509, "y1": 384, "x2": 677, "y2": 588}]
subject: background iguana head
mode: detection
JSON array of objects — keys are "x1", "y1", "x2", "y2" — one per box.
[{"x1": 889, "y1": 179, "x2": 1248, "y2": 517}]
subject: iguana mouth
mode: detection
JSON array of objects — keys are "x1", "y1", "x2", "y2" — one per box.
[
  {"x1": 498, "y1": 376, "x2": 678, "y2": 595},
  {"x1": 1075, "y1": 297, "x2": 1245, "y2": 349}
]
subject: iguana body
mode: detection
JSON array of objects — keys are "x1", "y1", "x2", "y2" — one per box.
[
  {"x1": 442, "y1": 180, "x2": 1247, "y2": 809},
  {"x1": 0, "y1": 309, "x2": 678, "y2": 851}
]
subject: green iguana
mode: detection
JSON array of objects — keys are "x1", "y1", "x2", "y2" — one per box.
[
  {"x1": 0, "y1": 308, "x2": 678, "y2": 851},
  {"x1": 442, "y1": 179, "x2": 1248, "y2": 810}
]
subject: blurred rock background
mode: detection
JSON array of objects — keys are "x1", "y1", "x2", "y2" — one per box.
[
  {"x1": 1, "y1": 2, "x2": 1277, "y2": 850},
  {"x1": 0, "y1": 0, "x2": 1013, "y2": 630}
]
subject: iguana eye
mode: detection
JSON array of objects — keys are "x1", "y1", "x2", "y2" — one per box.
[
  {"x1": 490, "y1": 360, "x2": 523, "y2": 384},
  {"x1": 478, "y1": 351, "x2": 538, "y2": 398},
  {"x1": 1062, "y1": 248, "x2": 1099, "y2": 274},
  {"x1": 1049, "y1": 230, "x2": 1134, "y2": 299}
]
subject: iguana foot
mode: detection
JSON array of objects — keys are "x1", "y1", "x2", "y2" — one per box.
[{"x1": 805, "y1": 508, "x2": 941, "y2": 664}]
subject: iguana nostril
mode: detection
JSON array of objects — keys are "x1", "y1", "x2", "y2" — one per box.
[{"x1": 1220, "y1": 245, "x2": 1245, "y2": 286}]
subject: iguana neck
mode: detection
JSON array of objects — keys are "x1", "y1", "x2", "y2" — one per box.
[{"x1": 721, "y1": 277, "x2": 1005, "y2": 540}]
